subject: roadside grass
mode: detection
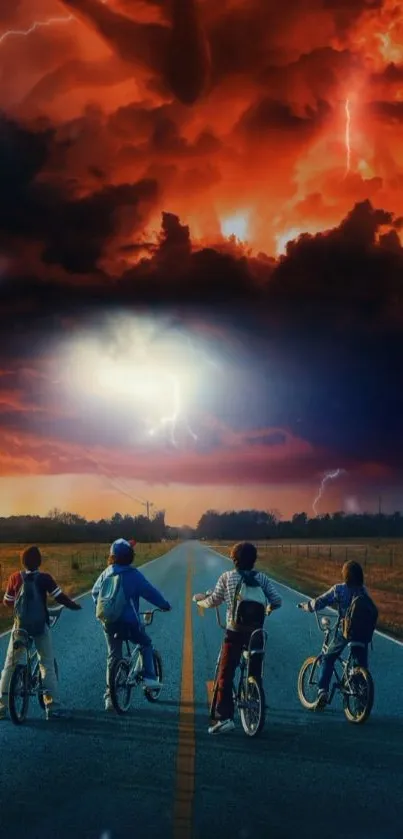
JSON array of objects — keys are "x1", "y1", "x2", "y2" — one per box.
[
  {"x1": 208, "y1": 539, "x2": 403, "y2": 640},
  {"x1": 0, "y1": 542, "x2": 177, "y2": 634}
]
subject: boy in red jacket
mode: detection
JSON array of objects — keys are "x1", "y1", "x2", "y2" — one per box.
[{"x1": 0, "y1": 545, "x2": 81, "y2": 719}]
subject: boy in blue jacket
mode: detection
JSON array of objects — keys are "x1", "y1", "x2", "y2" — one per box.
[{"x1": 92, "y1": 538, "x2": 171, "y2": 711}]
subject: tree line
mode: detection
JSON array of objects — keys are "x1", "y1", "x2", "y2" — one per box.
[
  {"x1": 1, "y1": 507, "x2": 403, "y2": 544},
  {"x1": 0, "y1": 509, "x2": 169, "y2": 544},
  {"x1": 195, "y1": 509, "x2": 403, "y2": 540}
]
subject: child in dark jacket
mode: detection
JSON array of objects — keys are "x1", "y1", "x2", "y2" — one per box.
[
  {"x1": 300, "y1": 560, "x2": 372, "y2": 710},
  {"x1": 92, "y1": 538, "x2": 171, "y2": 711}
]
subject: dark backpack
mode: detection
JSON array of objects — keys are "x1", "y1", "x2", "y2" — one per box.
[
  {"x1": 230, "y1": 570, "x2": 267, "y2": 631},
  {"x1": 14, "y1": 572, "x2": 47, "y2": 637},
  {"x1": 342, "y1": 592, "x2": 378, "y2": 644}
]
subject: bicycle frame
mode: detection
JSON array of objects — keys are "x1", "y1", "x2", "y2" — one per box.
[
  {"x1": 213, "y1": 605, "x2": 269, "y2": 690},
  {"x1": 11, "y1": 631, "x2": 39, "y2": 693},
  {"x1": 119, "y1": 609, "x2": 162, "y2": 686},
  {"x1": 309, "y1": 611, "x2": 369, "y2": 706},
  {"x1": 10, "y1": 609, "x2": 62, "y2": 698}
]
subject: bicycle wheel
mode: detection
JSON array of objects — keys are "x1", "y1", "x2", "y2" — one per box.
[
  {"x1": 38, "y1": 658, "x2": 59, "y2": 710},
  {"x1": 239, "y1": 676, "x2": 265, "y2": 737},
  {"x1": 144, "y1": 650, "x2": 163, "y2": 703},
  {"x1": 9, "y1": 665, "x2": 30, "y2": 725},
  {"x1": 343, "y1": 667, "x2": 374, "y2": 724},
  {"x1": 110, "y1": 659, "x2": 132, "y2": 714},
  {"x1": 297, "y1": 656, "x2": 321, "y2": 710}
]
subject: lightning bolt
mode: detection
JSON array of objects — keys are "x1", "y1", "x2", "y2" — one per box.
[
  {"x1": 0, "y1": 15, "x2": 75, "y2": 45},
  {"x1": 313, "y1": 469, "x2": 345, "y2": 517},
  {"x1": 344, "y1": 98, "x2": 351, "y2": 176},
  {"x1": 147, "y1": 374, "x2": 198, "y2": 447}
]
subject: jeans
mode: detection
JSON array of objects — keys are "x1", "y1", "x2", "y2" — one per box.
[
  {"x1": 318, "y1": 631, "x2": 368, "y2": 693},
  {"x1": 0, "y1": 623, "x2": 60, "y2": 709},
  {"x1": 104, "y1": 621, "x2": 155, "y2": 700},
  {"x1": 215, "y1": 629, "x2": 264, "y2": 721}
]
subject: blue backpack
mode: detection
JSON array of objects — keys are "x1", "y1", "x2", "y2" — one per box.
[{"x1": 96, "y1": 572, "x2": 129, "y2": 624}]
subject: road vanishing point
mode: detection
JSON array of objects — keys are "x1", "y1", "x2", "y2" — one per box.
[{"x1": 1, "y1": 542, "x2": 403, "y2": 839}]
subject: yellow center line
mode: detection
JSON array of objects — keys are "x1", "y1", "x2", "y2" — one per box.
[{"x1": 173, "y1": 556, "x2": 195, "y2": 839}]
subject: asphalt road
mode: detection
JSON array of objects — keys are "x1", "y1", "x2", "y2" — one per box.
[{"x1": 1, "y1": 542, "x2": 403, "y2": 839}]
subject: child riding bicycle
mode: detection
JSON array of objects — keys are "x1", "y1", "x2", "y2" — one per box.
[
  {"x1": 193, "y1": 541, "x2": 282, "y2": 735},
  {"x1": 299, "y1": 560, "x2": 378, "y2": 710},
  {"x1": 0, "y1": 545, "x2": 82, "y2": 720},
  {"x1": 92, "y1": 538, "x2": 171, "y2": 712}
]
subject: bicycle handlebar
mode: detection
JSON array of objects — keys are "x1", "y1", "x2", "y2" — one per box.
[
  {"x1": 297, "y1": 603, "x2": 339, "y2": 632},
  {"x1": 48, "y1": 607, "x2": 64, "y2": 629},
  {"x1": 140, "y1": 608, "x2": 167, "y2": 626}
]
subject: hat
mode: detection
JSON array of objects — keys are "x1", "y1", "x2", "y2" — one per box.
[{"x1": 110, "y1": 538, "x2": 134, "y2": 564}]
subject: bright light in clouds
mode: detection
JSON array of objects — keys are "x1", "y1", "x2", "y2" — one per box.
[
  {"x1": 221, "y1": 212, "x2": 249, "y2": 241},
  {"x1": 275, "y1": 228, "x2": 303, "y2": 256},
  {"x1": 60, "y1": 316, "x2": 214, "y2": 446}
]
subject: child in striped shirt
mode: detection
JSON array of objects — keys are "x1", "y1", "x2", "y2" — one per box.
[{"x1": 194, "y1": 541, "x2": 282, "y2": 734}]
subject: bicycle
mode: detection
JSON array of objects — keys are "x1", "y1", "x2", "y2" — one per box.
[
  {"x1": 297, "y1": 605, "x2": 374, "y2": 724},
  {"x1": 194, "y1": 592, "x2": 271, "y2": 737},
  {"x1": 8, "y1": 608, "x2": 62, "y2": 725},
  {"x1": 109, "y1": 609, "x2": 163, "y2": 715}
]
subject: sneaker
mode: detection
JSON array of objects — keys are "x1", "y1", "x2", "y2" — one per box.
[
  {"x1": 208, "y1": 719, "x2": 235, "y2": 735},
  {"x1": 143, "y1": 678, "x2": 162, "y2": 690},
  {"x1": 314, "y1": 690, "x2": 329, "y2": 711},
  {"x1": 105, "y1": 698, "x2": 114, "y2": 712},
  {"x1": 46, "y1": 707, "x2": 70, "y2": 720},
  {"x1": 44, "y1": 699, "x2": 70, "y2": 720}
]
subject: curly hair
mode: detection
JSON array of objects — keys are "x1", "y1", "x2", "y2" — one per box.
[
  {"x1": 21, "y1": 546, "x2": 42, "y2": 571},
  {"x1": 230, "y1": 541, "x2": 257, "y2": 571}
]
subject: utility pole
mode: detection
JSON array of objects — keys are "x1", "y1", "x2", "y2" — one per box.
[{"x1": 141, "y1": 500, "x2": 154, "y2": 520}]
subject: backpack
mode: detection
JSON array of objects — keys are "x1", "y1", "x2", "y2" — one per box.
[
  {"x1": 14, "y1": 572, "x2": 47, "y2": 637},
  {"x1": 95, "y1": 571, "x2": 128, "y2": 624},
  {"x1": 230, "y1": 571, "x2": 267, "y2": 631},
  {"x1": 342, "y1": 592, "x2": 378, "y2": 644}
]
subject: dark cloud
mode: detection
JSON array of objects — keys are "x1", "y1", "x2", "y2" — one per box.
[
  {"x1": 0, "y1": 114, "x2": 159, "y2": 273},
  {"x1": 237, "y1": 97, "x2": 331, "y2": 140},
  {"x1": 369, "y1": 100, "x2": 403, "y2": 124},
  {"x1": 58, "y1": 0, "x2": 210, "y2": 105}
]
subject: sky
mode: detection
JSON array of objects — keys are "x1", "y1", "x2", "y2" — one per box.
[{"x1": 1, "y1": 0, "x2": 403, "y2": 526}]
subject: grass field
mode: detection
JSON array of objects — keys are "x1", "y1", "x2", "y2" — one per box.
[
  {"x1": 208, "y1": 539, "x2": 403, "y2": 640},
  {"x1": 0, "y1": 542, "x2": 177, "y2": 634}
]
